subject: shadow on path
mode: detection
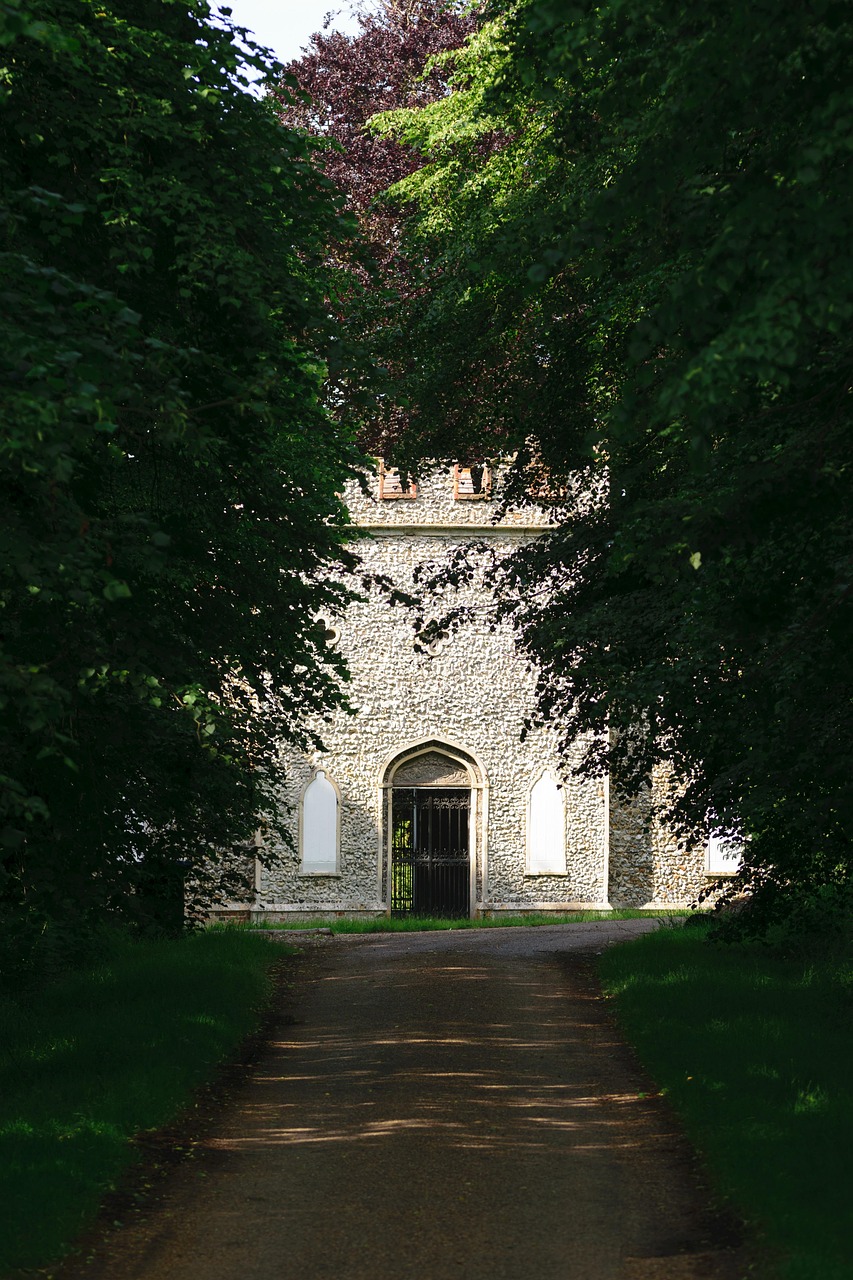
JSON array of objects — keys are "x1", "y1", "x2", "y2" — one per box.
[{"x1": 63, "y1": 923, "x2": 751, "y2": 1280}]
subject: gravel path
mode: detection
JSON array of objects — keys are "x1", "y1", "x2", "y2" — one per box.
[{"x1": 70, "y1": 921, "x2": 749, "y2": 1280}]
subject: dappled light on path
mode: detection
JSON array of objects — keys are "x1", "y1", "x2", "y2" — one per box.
[
  {"x1": 70, "y1": 924, "x2": 748, "y2": 1280},
  {"x1": 209, "y1": 956, "x2": 649, "y2": 1165}
]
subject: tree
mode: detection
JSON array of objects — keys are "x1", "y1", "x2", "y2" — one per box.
[
  {"x1": 371, "y1": 0, "x2": 853, "y2": 926},
  {"x1": 274, "y1": 0, "x2": 478, "y2": 448},
  {"x1": 0, "y1": 0, "x2": 363, "y2": 972}
]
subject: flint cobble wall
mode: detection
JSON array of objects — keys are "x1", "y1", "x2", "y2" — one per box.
[
  {"x1": 258, "y1": 526, "x2": 608, "y2": 913},
  {"x1": 226, "y1": 466, "x2": 705, "y2": 919},
  {"x1": 608, "y1": 767, "x2": 708, "y2": 907},
  {"x1": 346, "y1": 463, "x2": 552, "y2": 530}
]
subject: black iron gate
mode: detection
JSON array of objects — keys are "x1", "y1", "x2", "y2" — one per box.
[{"x1": 391, "y1": 788, "x2": 470, "y2": 917}]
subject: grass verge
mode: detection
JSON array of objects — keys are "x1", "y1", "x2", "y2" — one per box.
[
  {"x1": 234, "y1": 908, "x2": 688, "y2": 932},
  {"x1": 0, "y1": 929, "x2": 280, "y2": 1275},
  {"x1": 597, "y1": 923, "x2": 853, "y2": 1280}
]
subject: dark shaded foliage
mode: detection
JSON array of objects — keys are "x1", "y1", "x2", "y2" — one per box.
[
  {"x1": 274, "y1": 0, "x2": 479, "y2": 449},
  {"x1": 372, "y1": 0, "x2": 853, "y2": 925},
  {"x1": 0, "y1": 0, "x2": 364, "y2": 976}
]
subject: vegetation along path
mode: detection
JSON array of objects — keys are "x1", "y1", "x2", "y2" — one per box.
[{"x1": 68, "y1": 921, "x2": 750, "y2": 1280}]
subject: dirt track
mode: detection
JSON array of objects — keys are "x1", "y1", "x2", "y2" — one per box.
[{"x1": 67, "y1": 922, "x2": 750, "y2": 1280}]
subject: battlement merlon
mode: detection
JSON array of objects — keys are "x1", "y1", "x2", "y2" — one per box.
[{"x1": 342, "y1": 462, "x2": 556, "y2": 533}]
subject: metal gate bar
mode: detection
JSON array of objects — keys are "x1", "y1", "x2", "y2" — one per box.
[{"x1": 391, "y1": 788, "x2": 470, "y2": 917}]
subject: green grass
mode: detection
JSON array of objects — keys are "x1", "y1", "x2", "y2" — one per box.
[
  {"x1": 0, "y1": 930, "x2": 280, "y2": 1275},
  {"x1": 236, "y1": 908, "x2": 688, "y2": 933},
  {"x1": 598, "y1": 923, "x2": 853, "y2": 1280}
]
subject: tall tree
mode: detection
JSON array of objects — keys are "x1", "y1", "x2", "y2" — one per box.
[
  {"x1": 0, "y1": 0, "x2": 362, "y2": 972},
  {"x1": 372, "y1": 0, "x2": 853, "y2": 926},
  {"x1": 274, "y1": 0, "x2": 478, "y2": 447}
]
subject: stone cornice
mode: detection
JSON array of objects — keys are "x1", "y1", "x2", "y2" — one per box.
[{"x1": 346, "y1": 523, "x2": 550, "y2": 538}]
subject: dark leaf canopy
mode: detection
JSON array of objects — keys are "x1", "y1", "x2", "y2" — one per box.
[
  {"x1": 370, "y1": 0, "x2": 853, "y2": 924},
  {"x1": 0, "y1": 0, "x2": 365, "y2": 971}
]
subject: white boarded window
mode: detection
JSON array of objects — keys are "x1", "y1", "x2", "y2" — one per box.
[
  {"x1": 301, "y1": 771, "x2": 339, "y2": 874},
  {"x1": 527, "y1": 771, "x2": 566, "y2": 875},
  {"x1": 707, "y1": 835, "x2": 742, "y2": 876}
]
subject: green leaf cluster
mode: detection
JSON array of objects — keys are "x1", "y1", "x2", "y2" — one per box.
[
  {"x1": 372, "y1": 0, "x2": 853, "y2": 923},
  {"x1": 0, "y1": 0, "x2": 364, "y2": 974}
]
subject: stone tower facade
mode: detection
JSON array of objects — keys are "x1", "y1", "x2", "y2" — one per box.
[{"x1": 217, "y1": 465, "x2": 718, "y2": 923}]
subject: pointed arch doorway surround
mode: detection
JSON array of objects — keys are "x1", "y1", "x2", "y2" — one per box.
[{"x1": 380, "y1": 740, "x2": 488, "y2": 919}]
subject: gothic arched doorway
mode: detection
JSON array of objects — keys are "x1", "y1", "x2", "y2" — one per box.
[{"x1": 381, "y1": 741, "x2": 486, "y2": 919}]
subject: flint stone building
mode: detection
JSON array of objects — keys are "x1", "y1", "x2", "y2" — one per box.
[{"x1": 218, "y1": 465, "x2": 732, "y2": 924}]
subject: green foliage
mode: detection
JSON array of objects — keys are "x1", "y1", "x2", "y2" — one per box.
[
  {"x1": 599, "y1": 927, "x2": 853, "y2": 1279},
  {"x1": 273, "y1": 0, "x2": 479, "y2": 450},
  {"x1": 0, "y1": 929, "x2": 279, "y2": 1272},
  {"x1": 0, "y1": 1, "x2": 366, "y2": 969},
  {"x1": 371, "y1": 0, "x2": 853, "y2": 921}
]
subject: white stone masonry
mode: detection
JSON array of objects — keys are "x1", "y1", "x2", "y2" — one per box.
[{"x1": 212, "y1": 464, "x2": 710, "y2": 922}]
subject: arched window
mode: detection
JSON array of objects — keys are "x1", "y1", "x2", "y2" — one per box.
[
  {"x1": 527, "y1": 770, "x2": 566, "y2": 875},
  {"x1": 300, "y1": 770, "x2": 340, "y2": 874},
  {"x1": 707, "y1": 835, "x2": 742, "y2": 875}
]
